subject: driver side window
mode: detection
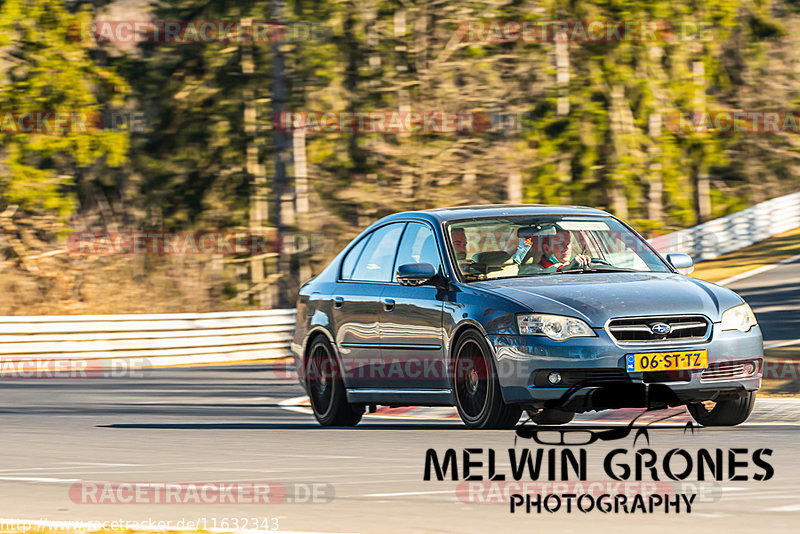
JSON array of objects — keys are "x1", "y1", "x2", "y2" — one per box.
[{"x1": 393, "y1": 223, "x2": 441, "y2": 282}]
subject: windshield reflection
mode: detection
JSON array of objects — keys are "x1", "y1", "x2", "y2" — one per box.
[{"x1": 446, "y1": 216, "x2": 670, "y2": 282}]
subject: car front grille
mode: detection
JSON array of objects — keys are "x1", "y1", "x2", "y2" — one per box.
[
  {"x1": 700, "y1": 359, "x2": 760, "y2": 381},
  {"x1": 607, "y1": 315, "x2": 711, "y2": 344}
]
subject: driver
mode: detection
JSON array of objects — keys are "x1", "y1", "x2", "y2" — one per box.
[
  {"x1": 451, "y1": 228, "x2": 472, "y2": 267},
  {"x1": 451, "y1": 228, "x2": 483, "y2": 278},
  {"x1": 538, "y1": 229, "x2": 591, "y2": 271}
]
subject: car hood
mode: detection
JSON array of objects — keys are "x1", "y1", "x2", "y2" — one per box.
[{"x1": 470, "y1": 272, "x2": 743, "y2": 327}]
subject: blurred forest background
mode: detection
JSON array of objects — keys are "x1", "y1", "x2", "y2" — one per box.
[{"x1": 1, "y1": 0, "x2": 799, "y2": 314}]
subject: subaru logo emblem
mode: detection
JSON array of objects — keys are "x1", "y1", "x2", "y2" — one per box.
[{"x1": 651, "y1": 322, "x2": 671, "y2": 335}]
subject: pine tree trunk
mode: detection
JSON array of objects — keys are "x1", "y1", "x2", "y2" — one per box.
[
  {"x1": 395, "y1": 8, "x2": 413, "y2": 201},
  {"x1": 692, "y1": 60, "x2": 711, "y2": 223},
  {"x1": 555, "y1": 35, "x2": 570, "y2": 116},
  {"x1": 609, "y1": 85, "x2": 629, "y2": 219},
  {"x1": 555, "y1": 34, "x2": 570, "y2": 202},
  {"x1": 647, "y1": 112, "x2": 663, "y2": 223},
  {"x1": 507, "y1": 170, "x2": 522, "y2": 204},
  {"x1": 646, "y1": 44, "x2": 666, "y2": 224},
  {"x1": 242, "y1": 17, "x2": 268, "y2": 306},
  {"x1": 293, "y1": 128, "x2": 312, "y2": 283}
]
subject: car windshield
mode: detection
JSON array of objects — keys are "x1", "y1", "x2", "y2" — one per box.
[{"x1": 446, "y1": 215, "x2": 670, "y2": 281}]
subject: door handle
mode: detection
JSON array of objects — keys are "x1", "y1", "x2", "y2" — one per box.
[
  {"x1": 383, "y1": 298, "x2": 395, "y2": 312},
  {"x1": 333, "y1": 296, "x2": 344, "y2": 309}
]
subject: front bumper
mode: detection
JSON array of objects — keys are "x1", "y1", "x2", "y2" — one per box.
[{"x1": 487, "y1": 324, "x2": 763, "y2": 412}]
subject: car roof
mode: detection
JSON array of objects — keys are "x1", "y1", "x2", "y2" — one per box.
[{"x1": 376, "y1": 204, "x2": 612, "y2": 225}]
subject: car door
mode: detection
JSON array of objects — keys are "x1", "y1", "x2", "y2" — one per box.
[
  {"x1": 332, "y1": 222, "x2": 406, "y2": 389},
  {"x1": 378, "y1": 221, "x2": 447, "y2": 390}
]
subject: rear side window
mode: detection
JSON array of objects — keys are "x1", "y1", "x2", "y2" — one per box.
[
  {"x1": 393, "y1": 223, "x2": 441, "y2": 281},
  {"x1": 340, "y1": 234, "x2": 371, "y2": 280},
  {"x1": 349, "y1": 223, "x2": 405, "y2": 282}
]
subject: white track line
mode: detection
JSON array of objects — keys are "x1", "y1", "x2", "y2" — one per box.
[
  {"x1": 0, "y1": 477, "x2": 79, "y2": 483},
  {"x1": 765, "y1": 338, "x2": 800, "y2": 349},
  {"x1": 766, "y1": 504, "x2": 800, "y2": 512},
  {"x1": 55, "y1": 462, "x2": 138, "y2": 467},
  {"x1": 362, "y1": 490, "x2": 455, "y2": 497},
  {"x1": 716, "y1": 252, "x2": 800, "y2": 286},
  {"x1": 0, "y1": 518, "x2": 356, "y2": 534},
  {"x1": 277, "y1": 395, "x2": 313, "y2": 415}
]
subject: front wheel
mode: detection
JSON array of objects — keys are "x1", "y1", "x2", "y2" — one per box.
[
  {"x1": 453, "y1": 330, "x2": 521, "y2": 429},
  {"x1": 687, "y1": 391, "x2": 756, "y2": 426},
  {"x1": 305, "y1": 337, "x2": 363, "y2": 427}
]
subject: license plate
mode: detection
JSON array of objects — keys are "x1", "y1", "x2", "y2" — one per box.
[{"x1": 626, "y1": 350, "x2": 708, "y2": 372}]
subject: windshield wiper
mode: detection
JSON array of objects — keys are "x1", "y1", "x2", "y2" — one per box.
[
  {"x1": 556, "y1": 267, "x2": 642, "y2": 274},
  {"x1": 486, "y1": 273, "x2": 560, "y2": 280},
  {"x1": 476, "y1": 268, "x2": 641, "y2": 281}
]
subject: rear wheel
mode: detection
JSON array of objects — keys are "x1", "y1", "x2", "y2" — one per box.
[
  {"x1": 306, "y1": 337, "x2": 363, "y2": 427},
  {"x1": 687, "y1": 391, "x2": 756, "y2": 426},
  {"x1": 525, "y1": 408, "x2": 575, "y2": 425},
  {"x1": 453, "y1": 330, "x2": 521, "y2": 429}
]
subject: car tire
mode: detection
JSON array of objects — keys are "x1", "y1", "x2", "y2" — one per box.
[
  {"x1": 525, "y1": 408, "x2": 575, "y2": 425},
  {"x1": 687, "y1": 391, "x2": 756, "y2": 426},
  {"x1": 305, "y1": 336, "x2": 364, "y2": 427},
  {"x1": 453, "y1": 330, "x2": 522, "y2": 429}
]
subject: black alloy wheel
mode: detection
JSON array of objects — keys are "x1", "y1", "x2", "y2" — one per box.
[
  {"x1": 306, "y1": 337, "x2": 363, "y2": 427},
  {"x1": 453, "y1": 330, "x2": 521, "y2": 429}
]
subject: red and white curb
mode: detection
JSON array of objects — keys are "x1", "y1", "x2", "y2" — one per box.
[{"x1": 278, "y1": 396, "x2": 460, "y2": 421}]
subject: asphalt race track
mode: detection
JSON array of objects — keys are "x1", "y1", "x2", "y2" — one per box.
[
  {"x1": 0, "y1": 263, "x2": 798, "y2": 534},
  {"x1": 726, "y1": 257, "x2": 800, "y2": 347}
]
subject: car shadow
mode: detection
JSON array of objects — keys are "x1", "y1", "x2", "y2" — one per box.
[{"x1": 99, "y1": 422, "x2": 466, "y2": 430}]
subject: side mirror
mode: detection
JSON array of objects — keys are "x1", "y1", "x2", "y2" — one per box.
[
  {"x1": 396, "y1": 263, "x2": 437, "y2": 286},
  {"x1": 666, "y1": 253, "x2": 694, "y2": 275}
]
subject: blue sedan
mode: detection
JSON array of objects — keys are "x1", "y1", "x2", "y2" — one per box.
[{"x1": 291, "y1": 205, "x2": 763, "y2": 428}]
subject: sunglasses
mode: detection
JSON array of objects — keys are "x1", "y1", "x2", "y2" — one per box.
[{"x1": 515, "y1": 409, "x2": 695, "y2": 447}]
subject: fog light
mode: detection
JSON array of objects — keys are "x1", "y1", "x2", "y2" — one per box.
[
  {"x1": 743, "y1": 361, "x2": 756, "y2": 375},
  {"x1": 548, "y1": 372, "x2": 562, "y2": 385}
]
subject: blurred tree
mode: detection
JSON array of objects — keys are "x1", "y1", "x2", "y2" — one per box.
[
  {"x1": 125, "y1": 1, "x2": 273, "y2": 232},
  {"x1": 0, "y1": 0, "x2": 129, "y2": 225},
  {"x1": 5, "y1": 0, "x2": 799, "y2": 311}
]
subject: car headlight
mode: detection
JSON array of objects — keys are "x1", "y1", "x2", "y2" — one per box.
[
  {"x1": 517, "y1": 313, "x2": 596, "y2": 341},
  {"x1": 720, "y1": 303, "x2": 757, "y2": 332}
]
